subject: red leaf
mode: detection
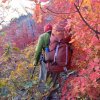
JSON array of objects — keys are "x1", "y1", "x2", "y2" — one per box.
[{"x1": 89, "y1": 72, "x2": 100, "y2": 81}]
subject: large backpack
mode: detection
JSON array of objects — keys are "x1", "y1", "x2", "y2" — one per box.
[{"x1": 45, "y1": 34, "x2": 72, "y2": 72}]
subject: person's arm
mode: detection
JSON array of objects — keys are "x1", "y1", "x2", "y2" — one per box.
[{"x1": 33, "y1": 36, "x2": 43, "y2": 66}]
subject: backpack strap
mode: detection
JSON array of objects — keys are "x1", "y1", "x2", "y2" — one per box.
[
  {"x1": 54, "y1": 43, "x2": 69, "y2": 64},
  {"x1": 54, "y1": 40, "x2": 60, "y2": 63},
  {"x1": 65, "y1": 45, "x2": 68, "y2": 65}
]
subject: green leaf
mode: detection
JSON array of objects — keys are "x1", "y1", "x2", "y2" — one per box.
[
  {"x1": 0, "y1": 32, "x2": 6, "y2": 36},
  {"x1": 23, "y1": 81, "x2": 33, "y2": 89}
]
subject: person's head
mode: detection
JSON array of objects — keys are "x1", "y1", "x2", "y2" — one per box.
[{"x1": 44, "y1": 24, "x2": 52, "y2": 32}]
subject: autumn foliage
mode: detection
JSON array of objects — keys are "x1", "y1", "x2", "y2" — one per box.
[
  {"x1": 0, "y1": 0, "x2": 100, "y2": 99},
  {"x1": 33, "y1": 0, "x2": 100, "y2": 99}
]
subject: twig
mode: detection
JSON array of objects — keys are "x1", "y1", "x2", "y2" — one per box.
[
  {"x1": 40, "y1": 5, "x2": 47, "y2": 13},
  {"x1": 31, "y1": 66, "x2": 36, "y2": 79},
  {"x1": 46, "y1": 7, "x2": 77, "y2": 15},
  {"x1": 74, "y1": 3, "x2": 100, "y2": 39}
]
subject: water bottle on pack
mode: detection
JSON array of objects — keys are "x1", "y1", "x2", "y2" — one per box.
[{"x1": 45, "y1": 47, "x2": 50, "y2": 61}]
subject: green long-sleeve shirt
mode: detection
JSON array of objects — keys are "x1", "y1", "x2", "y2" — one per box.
[{"x1": 34, "y1": 32, "x2": 51, "y2": 65}]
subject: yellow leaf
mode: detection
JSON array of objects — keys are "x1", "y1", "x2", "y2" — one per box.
[
  {"x1": 13, "y1": 47, "x2": 20, "y2": 52},
  {"x1": 82, "y1": 0, "x2": 92, "y2": 11},
  {"x1": 29, "y1": 63, "x2": 33, "y2": 68},
  {"x1": 16, "y1": 64, "x2": 22, "y2": 72},
  {"x1": 0, "y1": 79, "x2": 8, "y2": 87}
]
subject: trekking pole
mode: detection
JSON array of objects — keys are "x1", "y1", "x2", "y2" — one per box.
[
  {"x1": 31, "y1": 66, "x2": 36, "y2": 79},
  {"x1": 31, "y1": 54, "x2": 45, "y2": 79}
]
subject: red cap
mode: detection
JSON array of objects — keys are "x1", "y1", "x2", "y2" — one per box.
[{"x1": 44, "y1": 24, "x2": 52, "y2": 32}]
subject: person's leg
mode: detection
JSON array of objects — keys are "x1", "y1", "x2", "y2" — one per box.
[
  {"x1": 47, "y1": 73, "x2": 60, "y2": 100},
  {"x1": 39, "y1": 61, "x2": 47, "y2": 82},
  {"x1": 38, "y1": 61, "x2": 48, "y2": 94},
  {"x1": 46, "y1": 71, "x2": 51, "y2": 82}
]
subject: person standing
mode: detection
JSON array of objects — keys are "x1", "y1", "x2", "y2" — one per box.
[{"x1": 33, "y1": 24, "x2": 52, "y2": 82}]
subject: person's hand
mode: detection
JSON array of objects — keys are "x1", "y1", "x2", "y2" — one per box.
[
  {"x1": 33, "y1": 60, "x2": 37, "y2": 66},
  {"x1": 33, "y1": 63, "x2": 37, "y2": 66}
]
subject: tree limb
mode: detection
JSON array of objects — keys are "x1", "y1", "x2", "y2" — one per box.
[
  {"x1": 74, "y1": 3, "x2": 100, "y2": 36},
  {"x1": 46, "y1": 7, "x2": 77, "y2": 15},
  {"x1": 40, "y1": 5, "x2": 47, "y2": 13}
]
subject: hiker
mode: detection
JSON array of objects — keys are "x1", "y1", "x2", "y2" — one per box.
[
  {"x1": 33, "y1": 23, "x2": 52, "y2": 82},
  {"x1": 45, "y1": 20, "x2": 73, "y2": 85},
  {"x1": 42, "y1": 20, "x2": 74, "y2": 99}
]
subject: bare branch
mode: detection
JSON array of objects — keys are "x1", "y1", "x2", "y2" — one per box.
[
  {"x1": 74, "y1": 3, "x2": 100, "y2": 37},
  {"x1": 40, "y1": 5, "x2": 47, "y2": 13},
  {"x1": 0, "y1": 20, "x2": 4, "y2": 25},
  {"x1": 46, "y1": 7, "x2": 77, "y2": 15}
]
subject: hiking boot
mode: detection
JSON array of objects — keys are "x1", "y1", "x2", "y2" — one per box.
[
  {"x1": 38, "y1": 82, "x2": 47, "y2": 94},
  {"x1": 47, "y1": 92, "x2": 60, "y2": 100}
]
